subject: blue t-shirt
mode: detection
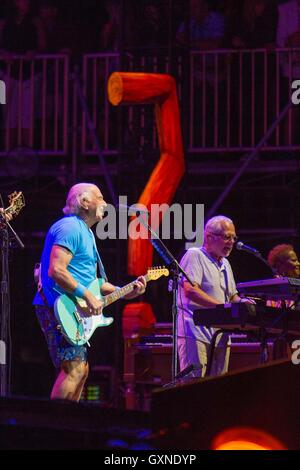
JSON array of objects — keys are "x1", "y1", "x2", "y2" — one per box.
[{"x1": 33, "y1": 215, "x2": 101, "y2": 307}]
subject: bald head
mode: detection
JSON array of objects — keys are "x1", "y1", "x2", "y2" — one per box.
[{"x1": 63, "y1": 183, "x2": 99, "y2": 215}]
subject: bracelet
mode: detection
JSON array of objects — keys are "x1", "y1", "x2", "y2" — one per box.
[{"x1": 73, "y1": 283, "x2": 86, "y2": 298}]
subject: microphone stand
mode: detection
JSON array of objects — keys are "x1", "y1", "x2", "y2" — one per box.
[
  {"x1": 0, "y1": 205, "x2": 24, "y2": 397},
  {"x1": 137, "y1": 212, "x2": 194, "y2": 382},
  {"x1": 2, "y1": 219, "x2": 25, "y2": 250},
  {"x1": 250, "y1": 250, "x2": 277, "y2": 276},
  {"x1": 237, "y1": 246, "x2": 276, "y2": 365}
]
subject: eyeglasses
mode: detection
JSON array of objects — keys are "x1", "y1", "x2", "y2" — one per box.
[{"x1": 210, "y1": 233, "x2": 238, "y2": 243}]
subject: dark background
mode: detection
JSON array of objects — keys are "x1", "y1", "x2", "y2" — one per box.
[{"x1": 0, "y1": 0, "x2": 299, "y2": 402}]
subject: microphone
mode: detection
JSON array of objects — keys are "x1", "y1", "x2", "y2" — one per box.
[
  {"x1": 236, "y1": 241, "x2": 260, "y2": 256},
  {"x1": 117, "y1": 204, "x2": 149, "y2": 215}
]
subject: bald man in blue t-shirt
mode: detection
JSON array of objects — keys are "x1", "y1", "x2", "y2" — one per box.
[{"x1": 34, "y1": 183, "x2": 146, "y2": 402}]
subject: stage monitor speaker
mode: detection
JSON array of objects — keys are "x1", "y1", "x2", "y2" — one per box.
[
  {"x1": 0, "y1": 396, "x2": 151, "y2": 449},
  {"x1": 151, "y1": 359, "x2": 300, "y2": 450}
]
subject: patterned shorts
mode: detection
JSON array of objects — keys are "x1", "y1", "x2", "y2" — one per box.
[{"x1": 35, "y1": 305, "x2": 87, "y2": 369}]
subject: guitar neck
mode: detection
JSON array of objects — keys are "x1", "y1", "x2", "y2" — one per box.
[{"x1": 103, "y1": 274, "x2": 150, "y2": 307}]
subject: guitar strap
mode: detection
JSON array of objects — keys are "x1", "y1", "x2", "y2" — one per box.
[
  {"x1": 38, "y1": 287, "x2": 51, "y2": 310},
  {"x1": 223, "y1": 266, "x2": 230, "y2": 303},
  {"x1": 91, "y1": 231, "x2": 107, "y2": 281},
  {"x1": 34, "y1": 262, "x2": 51, "y2": 309}
]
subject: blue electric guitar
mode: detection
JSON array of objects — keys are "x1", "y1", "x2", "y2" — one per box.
[{"x1": 54, "y1": 266, "x2": 169, "y2": 346}]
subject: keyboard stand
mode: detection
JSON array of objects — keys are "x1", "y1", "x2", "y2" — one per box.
[
  {"x1": 270, "y1": 301, "x2": 290, "y2": 360},
  {"x1": 258, "y1": 327, "x2": 270, "y2": 364},
  {"x1": 205, "y1": 328, "x2": 241, "y2": 377}
]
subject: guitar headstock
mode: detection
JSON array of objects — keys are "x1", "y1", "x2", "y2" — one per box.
[
  {"x1": 8, "y1": 191, "x2": 25, "y2": 216},
  {"x1": 0, "y1": 191, "x2": 25, "y2": 228},
  {"x1": 146, "y1": 266, "x2": 169, "y2": 281}
]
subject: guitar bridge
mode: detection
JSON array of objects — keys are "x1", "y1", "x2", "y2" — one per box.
[{"x1": 73, "y1": 310, "x2": 82, "y2": 324}]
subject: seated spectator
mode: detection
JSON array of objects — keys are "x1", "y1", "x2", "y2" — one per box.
[
  {"x1": 135, "y1": 1, "x2": 168, "y2": 52},
  {"x1": 176, "y1": 0, "x2": 226, "y2": 147},
  {"x1": 228, "y1": 0, "x2": 277, "y2": 145},
  {"x1": 277, "y1": 0, "x2": 300, "y2": 145},
  {"x1": 36, "y1": 0, "x2": 70, "y2": 54},
  {"x1": 231, "y1": 0, "x2": 277, "y2": 50},
  {"x1": 176, "y1": 0, "x2": 225, "y2": 50},
  {"x1": 100, "y1": 0, "x2": 120, "y2": 51},
  {"x1": 0, "y1": 0, "x2": 46, "y2": 148},
  {"x1": 99, "y1": 0, "x2": 135, "y2": 51},
  {"x1": 277, "y1": 0, "x2": 300, "y2": 73}
]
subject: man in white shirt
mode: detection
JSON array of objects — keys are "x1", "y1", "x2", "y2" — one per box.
[{"x1": 177, "y1": 215, "x2": 253, "y2": 378}]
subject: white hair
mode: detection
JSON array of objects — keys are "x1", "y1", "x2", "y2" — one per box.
[
  {"x1": 204, "y1": 215, "x2": 234, "y2": 241},
  {"x1": 63, "y1": 183, "x2": 97, "y2": 215}
]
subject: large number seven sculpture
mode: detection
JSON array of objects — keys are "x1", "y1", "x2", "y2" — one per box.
[{"x1": 108, "y1": 72, "x2": 185, "y2": 275}]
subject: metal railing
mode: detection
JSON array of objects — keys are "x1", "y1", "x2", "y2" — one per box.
[
  {"x1": 0, "y1": 48, "x2": 299, "y2": 162},
  {"x1": 189, "y1": 47, "x2": 300, "y2": 152},
  {"x1": 0, "y1": 53, "x2": 69, "y2": 156},
  {"x1": 79, "y1": 52, "x2": 183, "y2": 157},
  {"x1": 80, "y1": 52, "x2": 121, "y2": 155}
]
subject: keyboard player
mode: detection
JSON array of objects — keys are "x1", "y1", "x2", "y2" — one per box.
[{"x1": 177, "y1": 215, "x2": 255, "y2": 379}]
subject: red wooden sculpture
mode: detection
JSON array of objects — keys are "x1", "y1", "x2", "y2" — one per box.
[{"x1": 108, "y1": 72, "x2": 185, "y2": 275}]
